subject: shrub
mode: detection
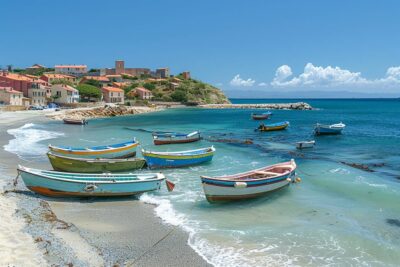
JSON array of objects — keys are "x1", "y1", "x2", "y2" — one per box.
[
  {"x1": 83, "y1": 79, "x2": 101, "y2": 88},
  {"x1": 76, "y1": 84, "x2": 101, "y2": 101},
  {"x1": 51, "y1": 79, "x2": 74, "y2": 86},
  {"x1": 143, "y1": 83, "x2": 156, "y2": 91},
  {"x1": 170, "y1": 90, "x2": 188, "y2": 102}
]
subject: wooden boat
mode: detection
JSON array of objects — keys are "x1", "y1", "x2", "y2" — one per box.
[
  {"x1": 63, "y1": 118, "x2": 88, "y2": 125},
  {"x1": 296, "y1": 140, "x2": 315, "y2": 149},
  {"x1": 314, "y1": 122, "x2": 345, "y2": 135},
  {"x1": 47, "y1": 152, "x2": 146, "y2": 173},
  {"x1": 49, "y1": 139, "x2": 139, "y2": 159},
  {"x1": 17, "y1": 165, "x2": 165, "y2": 197},
  {"x1": 251, "y1": 112, "x2": 272, "y2": 120},
  {"x1": 201, "y1": 159, "x2": 297, "y2": 202},
  {"x1": 152, "y1": 131, "x2": 201, "y2": 145},
  {"x1": 257, "y1": 121, "x2": 289, "y2": 131},
  {"x1": 142, "y1": 146, "x2": 215, "y2": 169}
]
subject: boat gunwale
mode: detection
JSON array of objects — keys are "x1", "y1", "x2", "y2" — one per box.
[
  {"x1": 200, "y1": 160, "x2": 296, "y2": 182},
  {"x1": 48, "y1": 139, "x2": 138, "y2": 154},
  {"x1": 18, "y1": 166, "x2": 165, "y2": 184},
  {"x1": 47, "y1": 152, "x2": 146, "y2": 163},
  {"x1": 142, "y1": 146, "x2": 215, "y2": 156}
]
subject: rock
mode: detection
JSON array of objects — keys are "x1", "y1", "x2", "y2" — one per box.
[{"x1": 200, "y1": 102, "x2": 313, "y2": 110}]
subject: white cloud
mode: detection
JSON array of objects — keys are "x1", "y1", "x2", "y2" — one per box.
[
  {"x1": 230, "y1": 74, "x2": 256, "y2": 87},
  {"x1": 258, "y1": 82, "x2": 267, "y2": 86},
  {"x1": 271, "y1": 63, "x2": 368, "y2": 87}
]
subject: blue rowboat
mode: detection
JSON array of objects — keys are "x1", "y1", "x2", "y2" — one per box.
[
  {"x1": 152, "y1": 131, "x2": 201, "y2": 145},
  {"x1": 48, "y1": 139, "x2": 139, "y2": 159},
  {"x1": 257, "y1": 121, "x2": 289, "y2": 131},
  {"x1": 17, "y1": 165, "x2": 165, "y2": 197},
  {"x1": 314, "y1": 122, "x2": 345, "y2": 135},
  {"x1": 201, "y1": 159, "x2": 297, "y2": 202},
  {"x1": 142, "y1": 146, "x2": 215, "y2": 169}
]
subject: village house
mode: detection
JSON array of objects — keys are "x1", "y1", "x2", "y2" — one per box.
[
  {"x1": 28, "y1": 84, "x2": 48, "y2": 106},
  {"x1": 80, "y1": 76, "x2": 110, "y2": 87},
  {"x1": 102, "y1": 86, "x2": 124, "y2": 104},
  {"x1": 55, "y1": 65, "x2": 88, "y2": 76},
  {"x1": 40, "y1": 73, "x2": 76, "y2": 84},
  {"x1": 0, "y1": 71, "x2": 48, "y2": 97},
  {"x1": 169, "y1": 82, "x2": 180, "y2": 90},
  {"x1": 51, "y1": 84, "x2": 79, "y2": 104},
  {"x1": 0, "y1": 87, "x2": 23, "y2": 105},
  {"x1": 105, "y1": 74, "x2": 123, "y2": 82},
  {"x1": 112, "y1": 81, "x2": 131, "y2": 88},
  {"x1": 131, "y1": 87, "x2": 153, "y2": 100},
  {"x1": 156, "y1": 68, "x2": 170, "y2": 78}
]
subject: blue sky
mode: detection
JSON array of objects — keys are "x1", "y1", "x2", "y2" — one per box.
[{"x1": 2, "y1": 0, "x2": 400, "y2": 97}]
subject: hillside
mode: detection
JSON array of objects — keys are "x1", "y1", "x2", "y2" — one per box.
[{"x1": 121, "y1": 74, "x2": 230, "y2": 104}]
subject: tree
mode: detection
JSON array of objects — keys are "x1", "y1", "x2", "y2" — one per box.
[
  {"x1": 170, "y1": 90, "x2": 188, "y2": 102},
  {"x1": 143, "y1": 83, "x2": 156, "y2": 91},
  {"x1": 76, "y1": 84, "x2": 101, "y2": 101},
  {"x1": 82, "y1": 79, "x2": 101, "y2": 88}
]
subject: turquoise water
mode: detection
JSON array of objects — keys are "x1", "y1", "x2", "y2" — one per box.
[{"x1": 5, "y1": 99, "x2": 400, "y2": 266}]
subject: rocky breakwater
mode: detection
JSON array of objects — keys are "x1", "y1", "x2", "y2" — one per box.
[
  {"x1": 201, "y1": 102, "x2": 313, "y2": 110},
  {"x1": 47, "y1": 105, "x2": 161, "y2": 120}
]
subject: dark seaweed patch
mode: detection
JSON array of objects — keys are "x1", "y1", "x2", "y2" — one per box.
[{"x1": 386, "y1": 218, "x2": 400, "y2": 227}]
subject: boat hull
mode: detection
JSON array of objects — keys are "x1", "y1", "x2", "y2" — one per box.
[
  {"x1": 63, "y1": 119, "x2": 88, "y2": 125},
  {"x1": 154, "y1": 136, "x2": 200, "y2": 145},
  {"x1": 19, "y1": 169, "x2": 163, "y2": 197},
  {"x1": 202, "y1": 174, "x2": 292, "y2": 202},
  {"x1": 314, "y1": 127, "x2": 343, "y2": 135},
  {"x1": 143, "y1": 153, "x2": 214, "y2": 168},
  {"x1": 251, "y1": 114, "x2": 270, "y2": 120},
  {"x1": 47, "y1": 153, "x2": 146, "y2": 173},
  {"x1": 258, "y1": 122, "x2": 289, "y2": 131},
  {"x1": 296, "y1": 141, "x2": 315, "y2": 149},
  {"x1": 49, "y1": 141, "x2": 138, "y2": 159}
]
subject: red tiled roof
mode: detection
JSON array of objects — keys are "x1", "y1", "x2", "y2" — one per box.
[
  {"x1": 42, "y1": 73, "x2": 75, "y2": 79},
  {"x1": 83, "y1": 76, "x2": 110, "y2": 82},
  {"x1": 2, "y1": 73, "x2": 47, "y2": 83},
  {"x1": 102, "y1": 86, "x2": 124, "y2": 93},
  {"x1": 52, "y1": 84, "x2": 78, "y2": 92},
  {"x1": 135, "y1": 87, "x2": 152, "y2": 93},
  {"x1": 0, "y1": 87, "x2": 23, "y2": 94}
]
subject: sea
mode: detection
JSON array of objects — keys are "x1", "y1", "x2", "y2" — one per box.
[{"x1": 4, "y1": 99, "x2": 400, "y2": 266}]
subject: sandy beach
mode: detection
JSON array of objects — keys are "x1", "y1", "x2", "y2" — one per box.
[{"x1": 0, "y1": 109, "x2": 211, "y2": 267}]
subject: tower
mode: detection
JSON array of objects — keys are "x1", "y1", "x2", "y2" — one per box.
[{"x1": 115, "y1": 60, "x2": 125, "y2": 75}]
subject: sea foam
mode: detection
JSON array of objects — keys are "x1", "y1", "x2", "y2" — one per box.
[{"x1": 4, "y1": 123, "x2": 64, "y2": 161}]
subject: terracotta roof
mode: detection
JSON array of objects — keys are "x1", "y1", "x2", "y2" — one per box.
[
  {"x1": 52, "y1": 84, "x2": 78, "y2": 92},
  {"x1": 112, "y1": 82, "x2": 130, "y2": 88},
  {"x1": 135, "y1": 87, "x2": 152, "y2": 93},
  {"x1": 42, "y1": 73, "x2": 75, "y2": 79},
  {"x1": 83, "y1": 76, "x2": 110, "y2": 82},
  {"x1": 105, "y1": 75, "x2": 122, "y2": 78},
  {"x1": 2, "y1": 73, "x2": 47, "y2": 83},
  {"x1": 102, "y1": 86, "x2": 124, "y2": 93},
  {"x1": 55, "y1": 65, "x2": 87, "y2": 69},
  {"x1": 0, "y1": 87, "x2": 22, "y2": 94}
]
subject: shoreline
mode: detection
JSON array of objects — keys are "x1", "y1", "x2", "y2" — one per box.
[{"x1": 0, "y1": 110, "x2": 211, "y2": 266}]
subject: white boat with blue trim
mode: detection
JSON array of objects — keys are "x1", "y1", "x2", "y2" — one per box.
[
  {"x1": 314, "y1": 122, "x2": 345, "y2": 135},
  {"x1": 200, "y1": 159, "x2": 297, "y2": 202},
  {"x1": 17, "y1": 165, "x2": 165, "y2": 197}
]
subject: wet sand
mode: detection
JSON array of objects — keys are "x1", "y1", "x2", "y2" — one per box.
[{"x1": 0, "y1": 110, "x2": 211, "y2": 266}]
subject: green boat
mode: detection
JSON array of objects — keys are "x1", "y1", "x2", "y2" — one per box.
[{"x1": 47, "y1": 152, "x2": 146, "y2": 173}]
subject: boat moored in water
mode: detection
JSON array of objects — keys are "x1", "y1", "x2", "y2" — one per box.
[
  {"x1": 47, "y1": 152, "x2": 146, "y2": 173},
  {"x1": 314, "y1": 122, "x2": 345, "y2": 135},
  {"x1": 142, "y1": 146, "x2": 215, "y2": 168},
  {"x1": 152, "y1": 131, "x2": 201, "y2": 145},
  {"x1": 251, "y1": 112, "x2": 272, "y2": 120},
  {"x1": 63, "y1": 118, "x2": 88, "y2": 125},
  {"x1": 296, "y1": 140, "x2": 315, "y2": 149},
  {"x1": 257, "y1": 121, "x2": 289, "y2": 131},
  {"x1": 200, "y1": 159, "x2": 297, "y2": 202},
  {"x1": 17, "y1": 165, "x2": 165, "y2": 197},
  {"x1": 49, "y1": 139, "x2": 139, "y2": 159}
]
